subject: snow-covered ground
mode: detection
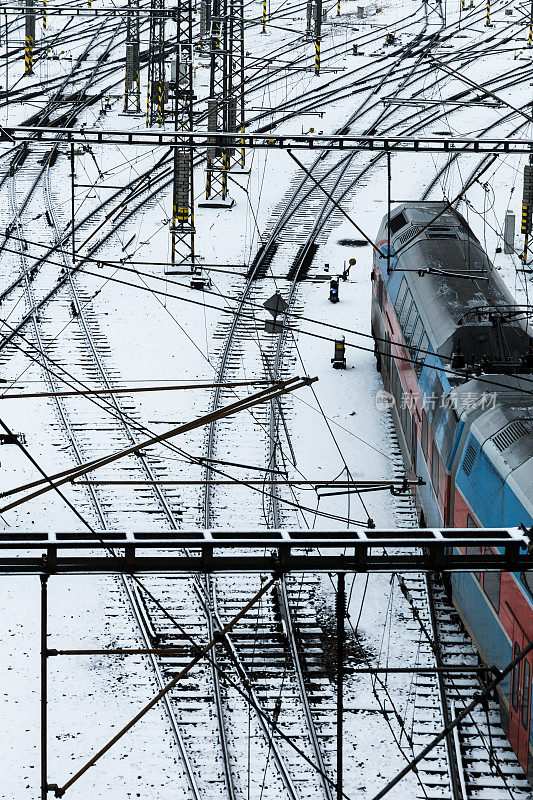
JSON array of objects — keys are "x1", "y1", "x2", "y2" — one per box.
[{"x1": 0, "y1": 0, "x2": 532, "y2": 796}]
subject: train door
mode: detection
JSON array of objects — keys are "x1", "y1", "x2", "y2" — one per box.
[{"x1": 509, "y1": 627, "x2": 532, "y2": 772}]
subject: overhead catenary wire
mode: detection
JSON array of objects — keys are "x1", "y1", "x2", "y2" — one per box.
[{"x1": 2, "y1": 233, "x2": 531, "y2": 395}]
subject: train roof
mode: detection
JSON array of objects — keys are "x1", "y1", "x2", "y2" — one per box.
[
  {"x1": 452, "y1": 377, "x2": 533, "y2": 518},
  {"x1": 378, "y1": 203, "x2": 532, "y2": 371}
]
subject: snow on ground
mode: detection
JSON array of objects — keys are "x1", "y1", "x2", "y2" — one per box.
[{"x1": 0, "y1": 0, "x2": 531, "y2": 796}]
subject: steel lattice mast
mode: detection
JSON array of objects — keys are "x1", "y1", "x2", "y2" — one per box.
[
  {"x1": 204, "y1": 0, "x2": 231, "y2": 204},
  {"x1": 124, "y1": 0, "x2": 141, "y2": 112},
  {"x1": 146, "y1": 0, "x2": 166, "y2": 126},
  {"x1": 228, "y1": 0, "x2": 245, "y2": 168},
  {"x1": 169, "y1": 0, "x2": 196, "y2": 270}
]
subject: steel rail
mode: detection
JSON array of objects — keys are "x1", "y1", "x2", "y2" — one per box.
[
  {"x1": 0, "y1": 0, "x2": 509, "y2": 331},
  {"x1": 12, "y1": 150, "x2": 206, "y2": 800},
  {"x1": 3, "y1": 6, "x2": 524, "y2": 800},
  {"x1": 3, "y1": 17, "x2": 213, "y2": 800},
  {"x1": 197, "y1": 12, "x2": 443, "y2": 800},
  {"x1": 44, "y1": 131, "x2": 239, "y2": 800},
  {"x1": 257, "y1": 3, "x2": 516, "y2": 797}
]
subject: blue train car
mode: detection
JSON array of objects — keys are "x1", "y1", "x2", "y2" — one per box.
[{"x1": 371, "y1": 201, "x2": 533, "y2": 778}]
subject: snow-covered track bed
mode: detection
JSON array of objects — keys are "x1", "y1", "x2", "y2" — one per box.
[
  {"x1": 212, "y1": 573, "x2": 334, "y2": 800},
  {"x1": 385, "y1": 423, "x2": 530, "y2": 800}
]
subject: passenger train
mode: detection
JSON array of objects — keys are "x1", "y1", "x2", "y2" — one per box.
[{"x1": 371, "y1": 201, "x2": 533, "y2": 780}]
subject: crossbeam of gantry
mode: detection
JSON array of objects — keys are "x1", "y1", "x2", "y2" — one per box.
[
  {"x1": 0, "y1": 527, "x2": 530, "y2": 575},
  {"x1": 2, "y1": 128, "x2": 533, "y2": 153}
]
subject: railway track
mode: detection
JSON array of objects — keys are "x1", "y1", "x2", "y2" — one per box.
[
  {"x1": 195, "y1": 10, "x2": 456, "y2": 800},
  {"x1": 0, "y1": 16, "x2": 243, "y2": 798},
  {"x1": 1, "y1": 0, "x2": 531, "y2": 797},
  {"x1": 198, "y1": 5, "x2": 533, "y2": 800},
  {"x1": 380, "y1": 416, "x2": 531, "y2": 800}
]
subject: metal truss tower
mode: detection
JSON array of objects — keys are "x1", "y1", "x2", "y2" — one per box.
[
  {"x1": 124, "y1": 0, "x2": 141, "y2": 113},
  {"x1": 146, "y1": 0, "x2": 166, "y2": 126},
  {"x1": 169, "y1": 0, "x2": 196, "y2": 270},
  {"x1": 199, "y1": 0, "x2": 211, "y2": 51},
  {"x1": 203, "y1": 0, "x2": 245, "y2": 203},
  {"x1": 204, "y1": 0, "x2": 230, "y2": 203},
  {"x1": 228, "y1": 0, "x2": 245, "y2": 169}
]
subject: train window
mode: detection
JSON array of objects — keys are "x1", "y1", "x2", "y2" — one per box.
[
  {"x1": 432, "y1": 377, "x2": 444, "y2": 417},
  {"x1": 421, "y1": 410, "x2": 428, "y2": 459},
  {"x1": 414, "y1": 334, "x2": 429, "y2": 378},
  {"x1": 377, "y1": 276, "x2": 384, "y2": 309},
  {"x1": 442, "y1": 408, "x2": 459, "y2": 457},
  {"x1": 403, "y1": 400, "x2": 411, "y2": 442},
  {"x1": 394, "y1": 278, "x2": 407, "y2": 315},
  {"x1": 512, "y1": 643, "x2": 520, "y2": 711},
  {"x1": 483, "y1": 568, "x2": 501, "y2": 613},
  {"x1": 384, "y1": 332, "x2": 391, "y2": 376},
  {"x1": 404, "y1": 305, "x2": 418, "y2": 342},
  {"x1": 399, "y1": 292, "x2": 413, "y2": 329},
  {"x1": 465, "y1": 546, "x2": 482, "y2": 581},
  {"x1": 521, "y1": 572, "x2": 533, "y2": 598},
  {"x1": 411, "y1": 418, "x2": 417, "y2": 472},
  {"x1": 409, "y1": 317, "x2": 423, "y2": 355},
  {"x1": 392, "y1": 366, "x2": 401, "y2": 409},
  {"x1": 522, "y1": 659, "x2": 530, "y2": 729},
  {"x1": 389, "y1": 212, "x2": 407, "y2": 234},
  {"x1": 431, "y1": 439, "x2": 439, "y2": 493}
]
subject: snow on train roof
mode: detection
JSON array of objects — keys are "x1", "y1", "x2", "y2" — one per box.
[{"x1": 382, "y1": 202, "x2": 531, "y2": 360}]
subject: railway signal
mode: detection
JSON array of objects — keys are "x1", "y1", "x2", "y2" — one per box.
[
  {"x1": 342, "y1": 257, "x2": 356, "y2": 280},
  {"x1": 331, "y1": 337, "x2": 346, "y2": 369},
  {"x1": 329, "y1": 277, "x2": 339, "y2": 302},
  {"x1": 264, "y1": 291, "x2": 288, "y2": 333}
]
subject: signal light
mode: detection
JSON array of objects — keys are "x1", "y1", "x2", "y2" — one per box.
[{"x1": 331, "y1": 337, "x2": 346, "y2": 369}]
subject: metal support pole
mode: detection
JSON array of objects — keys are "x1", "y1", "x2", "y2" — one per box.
[
  {"x1": 529, "y1": 0, "x2": 533, "y2": 46},
  {"x1": 42, "y1": 0, "x2": 46, "y2": 29},
  {"x1": 24, "y1": 0, "x2": 35, "y2": 74},
  {"x1": 387, "y1": 151, "x2": 391, "y2": 274},
  {"x1": 40, "y1": 575, "x2": 48, "y2": 800},
  {"x1": 204, "y1": 0, "x2": 232, "y2": 203},
  {"x1": 485, "y1": 0, "x2": 490, "y2": 25},
  {"x1": 239, "y1": 0, "x2": 245, "y2": 166},
  {"x1": 5, "y1": 10, "x2": 9, "y2": 113},
  {"x1": 521, "y1": 158, "x2": 533, "y2": 264},
  {"x1": 124, "y1": 0, "x2": 141, "y2": 113},
  {"x1": 314, "y1": 0, "x2": 322, "y2": 75},
  {"x1": 336, "y1": 572, "x2": 345, "y2": 800},
  {"x1": 169, "y1": 0, "x2": 195, "y2": 270},
  {"x1": 306, "y1": 0, "x2": 312, "y2": 34},
  {"x1": 70, "y1": 142, "x2": 75, "y2": 263},
  {"x1": 262, "y1": 0, "x2": 266, "y2": 31}
]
